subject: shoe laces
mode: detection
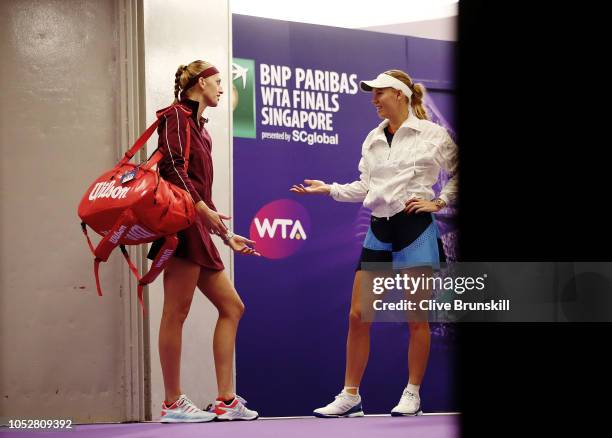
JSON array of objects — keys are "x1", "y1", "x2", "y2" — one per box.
[
  {"x1": 176, "y1": 395, "x2": 200, "y2": 412},
  {"x1": 330, "y1": 391, "x2": 357, "y2": 409},
  {"x1": 234, "y1": 395, "x2": 250, "y2": 414},
  {"x1": 401, "y1": 389, "x2": 418, "y2": 401}
]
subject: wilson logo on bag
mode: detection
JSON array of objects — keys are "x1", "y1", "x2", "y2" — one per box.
[
  {"x1": 77, "y1": 104, "x2": 196, "y2": 311},
  {"x1": 88, "y1": 181, "x2": 131, "y2": 201}
]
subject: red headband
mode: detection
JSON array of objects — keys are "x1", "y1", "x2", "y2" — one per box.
[{"x1": 180, "y1": 66, "x2": 219, "y2": 98}]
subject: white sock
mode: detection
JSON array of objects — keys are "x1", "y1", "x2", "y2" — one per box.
[
  {"x1": 406, "y1": 383, "x2": 420, "y2": 396},
  {"x1": 343, "y1": 386, "x2": 360, "y2": 397}
]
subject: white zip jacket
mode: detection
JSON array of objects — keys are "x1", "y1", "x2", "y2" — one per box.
[{"x1": 329, "y1": 115, "x2": 458, "y2": 218}]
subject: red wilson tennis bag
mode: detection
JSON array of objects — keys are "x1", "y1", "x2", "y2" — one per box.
[{"x1": 78, "y1": 104, "x2": 195, "y2": 310}]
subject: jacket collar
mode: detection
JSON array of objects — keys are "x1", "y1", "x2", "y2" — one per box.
[
  {"x1": 179, "y1": 97, "x2": 207, "y2": 125},
  {"x1": 381, "y1": 113, "x2": 423, "y2": 132},
  {"x1": 368, "y1": 114, "x2": 422, "y2": 148}
]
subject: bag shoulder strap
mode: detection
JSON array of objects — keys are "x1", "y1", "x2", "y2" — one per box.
[
  {"x1": 80, "y1": 209, "x2": 137, "y2": 297},
  {"x1": 119, "y1": 234, "x2": 178, "y2": 314},
  {"x1": 119, "y1": 104, "x2": 192, "y2": 169},
  {"x1": 80, "y1": 221, "x2": 179, "y2": 315},
  {"x1": 140, "y1": 105, "x2": 192, "y2": 173}
]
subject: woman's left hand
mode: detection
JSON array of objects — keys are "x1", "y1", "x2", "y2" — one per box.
[
  {"x1": 404, "y1": 198, "x2": 442, "y2": 214},
  {"x1": 228, "y1": 234, "x2": 261, "y2": 256}
]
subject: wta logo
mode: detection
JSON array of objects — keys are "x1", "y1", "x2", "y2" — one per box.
[{"x1": 249, "y1": 199, "x2": 311, "y2": 259}]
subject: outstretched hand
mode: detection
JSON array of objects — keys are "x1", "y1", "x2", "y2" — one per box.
[
  {"x1": 228, "y1": 234, "x2": 261, "y2": 256},
  {"x1": 290, "y1": 179, "x2": 331, "y2": 195}
]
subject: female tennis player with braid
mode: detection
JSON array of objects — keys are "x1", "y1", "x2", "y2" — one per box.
[{"x1": 149, "y1": 60, "x2": 260, "y2": 422}]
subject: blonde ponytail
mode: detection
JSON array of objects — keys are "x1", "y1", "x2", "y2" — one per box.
[{"x1": 384, "y1": 69, "x2": 429, "y2": 120}]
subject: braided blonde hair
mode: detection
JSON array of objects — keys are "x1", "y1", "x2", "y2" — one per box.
[{"x1": 172, "y1": 60, "x2": 214, "y2": 104}]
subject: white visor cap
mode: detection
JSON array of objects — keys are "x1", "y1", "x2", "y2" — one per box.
[{"x1": 360, "y1": 73, "x2": 412, "y2": 99}]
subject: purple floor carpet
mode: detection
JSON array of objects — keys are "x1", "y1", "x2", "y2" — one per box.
[{"x1": 1, "y1": 415, "x2": 460, "y2": 438}]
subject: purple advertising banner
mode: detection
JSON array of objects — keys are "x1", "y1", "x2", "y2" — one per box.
[{"x1": 232, "y1": 14, "x2": 457, "y2": 416}]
